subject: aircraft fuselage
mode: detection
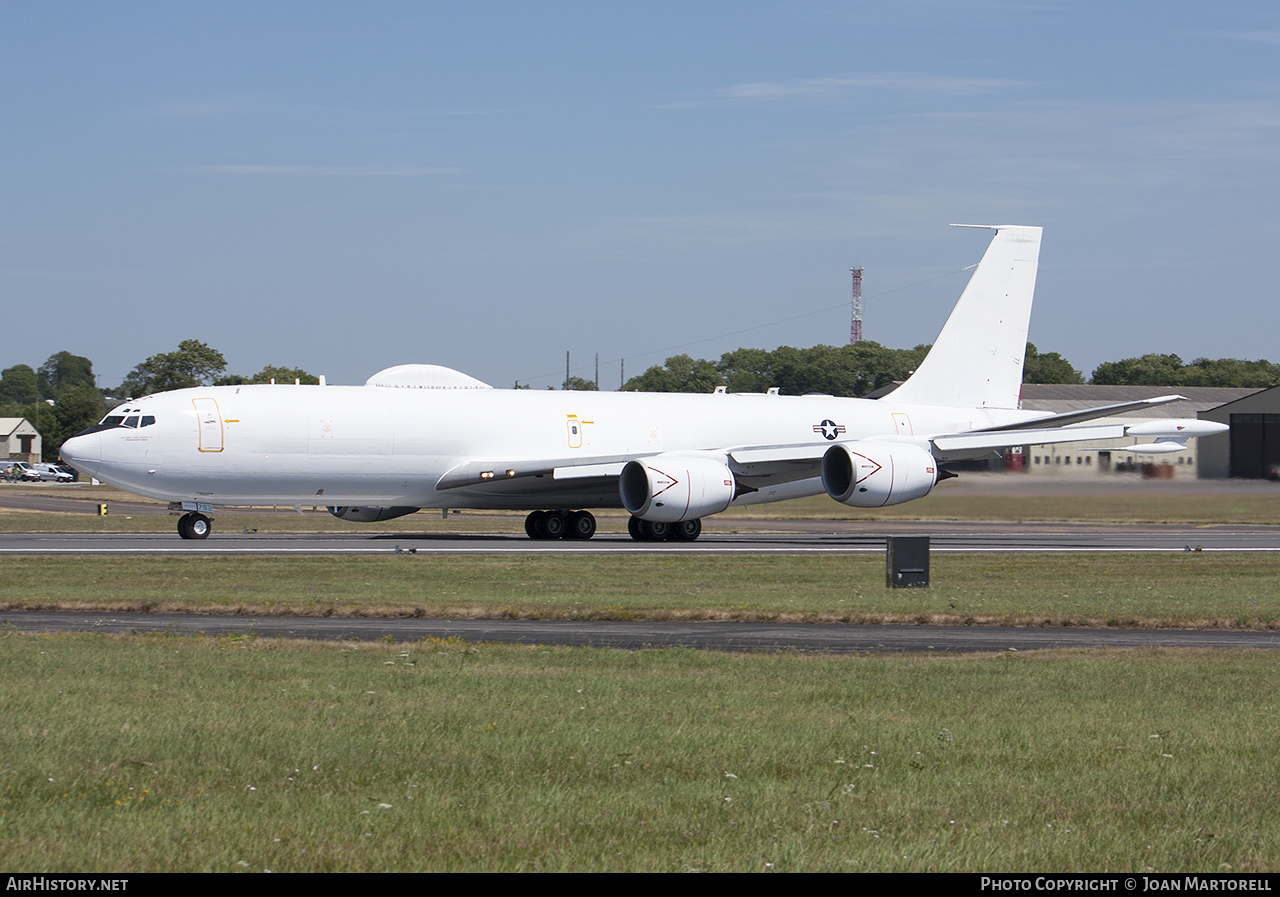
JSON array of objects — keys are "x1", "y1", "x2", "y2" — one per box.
[{"x1": 62, "y1": 384, "x2": 1041, "y2": 510}]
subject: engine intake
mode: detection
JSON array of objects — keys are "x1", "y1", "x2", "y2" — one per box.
[
  {"x1": 620, "y1": 456, "x2": 736, "y2": 522},
  {"x1": 822, "y1": 442, "x2": 938, "y2": 508}
]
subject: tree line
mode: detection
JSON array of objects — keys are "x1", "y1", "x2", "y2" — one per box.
[{"x1": 607, "y1": 344, "x2": 1280, "y2": 395}]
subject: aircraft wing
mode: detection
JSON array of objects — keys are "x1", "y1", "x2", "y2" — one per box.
[
  {"x1": 435, "y1": 444, "x2": 832, "y2": 501},
  {"x1": 977, "y1": 395, "x2": 1185, "y2": 431}
]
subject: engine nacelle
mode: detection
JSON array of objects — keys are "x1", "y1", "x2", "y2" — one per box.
[
  {"x1": 326, "y1": 506, "x2": 420, "y2": 523},
  {"x1": 619, "y1": 456, "x2": 736, "y2": 523},
  {"x1": 822, "y1": 442, "x2": 938, "y2": 508}
]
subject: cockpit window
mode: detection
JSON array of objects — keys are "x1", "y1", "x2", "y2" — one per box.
[{"x1": 75, "y1": 410, "x2": 157, "y2": 439}]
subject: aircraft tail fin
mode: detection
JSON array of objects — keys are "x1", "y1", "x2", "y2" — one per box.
[{"x1": 888, "y1": 224, "x2": 1042, "y2": 410}]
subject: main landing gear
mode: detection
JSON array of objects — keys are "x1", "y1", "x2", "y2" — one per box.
[
  {"x1": 177, "y1": 512, "x2": 212, "y2": 540},
  {"x1": 524, "y1": 510, "x2": 597, "y2": 540},
  {"x1": 522, "y1": 511, "x2": 703, "y2": 542},
  {"x1": 627, "y1": 517, "x2": 701, "y2": 542}
]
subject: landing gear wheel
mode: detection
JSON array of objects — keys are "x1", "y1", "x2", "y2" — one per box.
[
  {"x1": 542, "y1": 511, "x2": 566, "y2": 539},
  {"x1": 178, "y1": 512, "x2": 211, "y2": 540},
  {"x1": 631, "y1": 519, "x2": 669, "y2": 542},
  {"x1": 567, "y1": 510, "x2": 596, "y2": 540},
  {"x1": 525, "y1": 511, "x2": 546, "y2": 539},
  {"x1": 671, "y1": 518, "x2": 702, "y2": 542}
]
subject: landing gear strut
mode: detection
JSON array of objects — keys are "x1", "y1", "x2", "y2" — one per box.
[
  {"x1": 524, "y1": 510, "x2": 597, "y2": 540},
  {"x1": 177, "y1": 512, "x2": 212, "y2": 540}
]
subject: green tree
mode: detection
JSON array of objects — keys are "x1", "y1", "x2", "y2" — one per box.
[
  {"x1": 561, "y1": 376, "x2": 599, "y2": 391},
  {"x1": 0, "y1": 365, "x2": 39, "y2": 404},
  {"x1": 216, "y1": 365, "x2": 320, "y2": 386},
  {"x1": 1091, "y1": 353, "x2": 1280, "y2": 388},
  {"x1": 1091, "y1": 354, "x2": 1186, "y2": 386},
  {"x1": 121, "y1": 340, "x2": 227, "y2": 396},
  {"x1": 623, "y1": 354, "x2": 726, "y2": 393},
  {"x1": 41, "y1": 385, "x2": 108, "y2": 457},
  {"x1": 1182, "y1": 357, "x2": 1280, "y2": 388},
  {"x1": 38, "y1": 351, "x2": 95, "y2": 397},
  {"x1": 1022, "y1": 343, "x2": 1084, "y2": 384},
  {"x1": 716, "y1": 347, "x2": 775, "y2": 394}
]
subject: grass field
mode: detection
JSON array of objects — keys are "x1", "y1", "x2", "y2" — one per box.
[
  {"x1": 3, "y1": 483, "x2": 1279, "y2": 871},
  {"x1": 3, "y1": 553, "x2": 1280, "y2": 629},
  {"x1": 2, "y1": 633, "x2": 1277, "y2": 872}
]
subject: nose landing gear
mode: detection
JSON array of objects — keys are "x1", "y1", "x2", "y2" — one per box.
[{"x1": 177, "y1": 512, "x2": 212, "y2": 540}]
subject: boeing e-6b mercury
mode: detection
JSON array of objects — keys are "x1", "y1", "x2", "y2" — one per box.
[{"x1": 60, "y1": 225, "x2": 1226, "y2": 541}]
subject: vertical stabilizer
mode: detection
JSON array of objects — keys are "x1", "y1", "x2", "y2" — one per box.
[{"x1": 888, "y1": 225, "x2": 1042, "y2": 410}]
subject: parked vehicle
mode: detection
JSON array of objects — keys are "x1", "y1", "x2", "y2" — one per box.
[
  {"x1": 33, "y1": 463, "x2": 75, "y2": 483},
  {"x1": 11, "y1": 462, "x2": 42, "y2": 482}
]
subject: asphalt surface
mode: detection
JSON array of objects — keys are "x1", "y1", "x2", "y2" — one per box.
[
  {"x1": 5, "y1": 481, "x2": 1279, "y2": 653},
  {"x1": 4, "y1": 611, "x2": 1278, "y2": 654}
]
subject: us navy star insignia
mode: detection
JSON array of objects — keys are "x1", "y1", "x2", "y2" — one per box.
[{"x1": 813, "y1": 419, "x2": 846, "y2": 440}]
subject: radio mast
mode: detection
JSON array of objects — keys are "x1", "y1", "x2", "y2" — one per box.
[{"x1": 849, "y1": 266, "x2": 864, "y2": 344}]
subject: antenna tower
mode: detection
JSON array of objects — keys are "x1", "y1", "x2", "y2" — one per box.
[{"x1": 849, "y1": 266, "x2": 864, "y2": 344}]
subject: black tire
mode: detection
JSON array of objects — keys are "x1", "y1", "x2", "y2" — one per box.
[
  {"x1": 542, "y1": 511, "x2": 566, "y2": 539},
  {"x1": 627, "y1": 516, "x2": 644, "y2": 541},
  {"x1": 178, "y1": 512, "x2": 212, "y2": 540},
  {"x1": 638, "y1": 519, "x2": 669, "y2": 542},
  {"x1": 567, "y1": 510, "x2": 596, "y2": 540},
  {"x1": 671, "y1": 519, "x2": 702, "y2": 541},
  {"x1": 525, "y1": 511, "x2": 545, "y2": 539}
]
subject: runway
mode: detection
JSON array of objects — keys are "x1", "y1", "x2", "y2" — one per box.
[
  {"x1": 5, "y1": 488, "x2": 1278, "y2": 653},
  {"x1": 4, "y1": 610, "x2": 1279, "y2": 653},
  {"x1": 2, "y1": 523, "x2": 1280, "y2": 554}
]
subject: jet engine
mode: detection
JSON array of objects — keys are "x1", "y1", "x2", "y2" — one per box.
[
  {"x1": 822, "y1": 442, "x2": 938, "y2": 508},
  {"x1": 326, "y1": 506, "x2": 420, "y2": 523},
  {"x1": 620, "y1": 457, "x2": 736, "y2": 523}
]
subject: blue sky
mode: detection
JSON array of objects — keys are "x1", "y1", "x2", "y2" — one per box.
[{"x1": 3, "y1": 1, "x2": 1278, "y2": 389}]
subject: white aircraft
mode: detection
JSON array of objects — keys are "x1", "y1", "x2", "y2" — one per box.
[{"x1": 61, "y1": 225, "x2": 1227, "y2": 540}]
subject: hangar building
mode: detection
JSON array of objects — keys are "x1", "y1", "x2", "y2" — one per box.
[{"x1": 1195, "y1": 385, "x2": 1280, "y2": 479}]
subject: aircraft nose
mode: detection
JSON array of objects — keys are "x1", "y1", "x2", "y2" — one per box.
[{"x1": 60, "y1": 431, "x2": 102, "y2": 477}]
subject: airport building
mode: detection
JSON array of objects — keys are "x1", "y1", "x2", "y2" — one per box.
[
  {"x1": 1195, "y1": 385, "x2": 1280, "y2": 479},
  {"x1": 0, "y1": 418, "x2": 41, "y2": 463},
  {"x1": 1014, "y1": 385, "x2": 1273, "y2": 479}
]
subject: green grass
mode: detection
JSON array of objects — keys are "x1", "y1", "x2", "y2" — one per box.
[
  {"x1": 3, "y1": 553, "x2": 1280, "y2": 629},
  {"x1": 1, "y1": 633, "x2": 1276, "y2": 872},
  {"x1": 4, "y1": 487, "x2": 1280, "y2": 871}
]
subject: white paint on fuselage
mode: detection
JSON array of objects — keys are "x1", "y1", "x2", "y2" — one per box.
[{"x1": 63, "y1": 384, "x2": 1044, "y2": 509}]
